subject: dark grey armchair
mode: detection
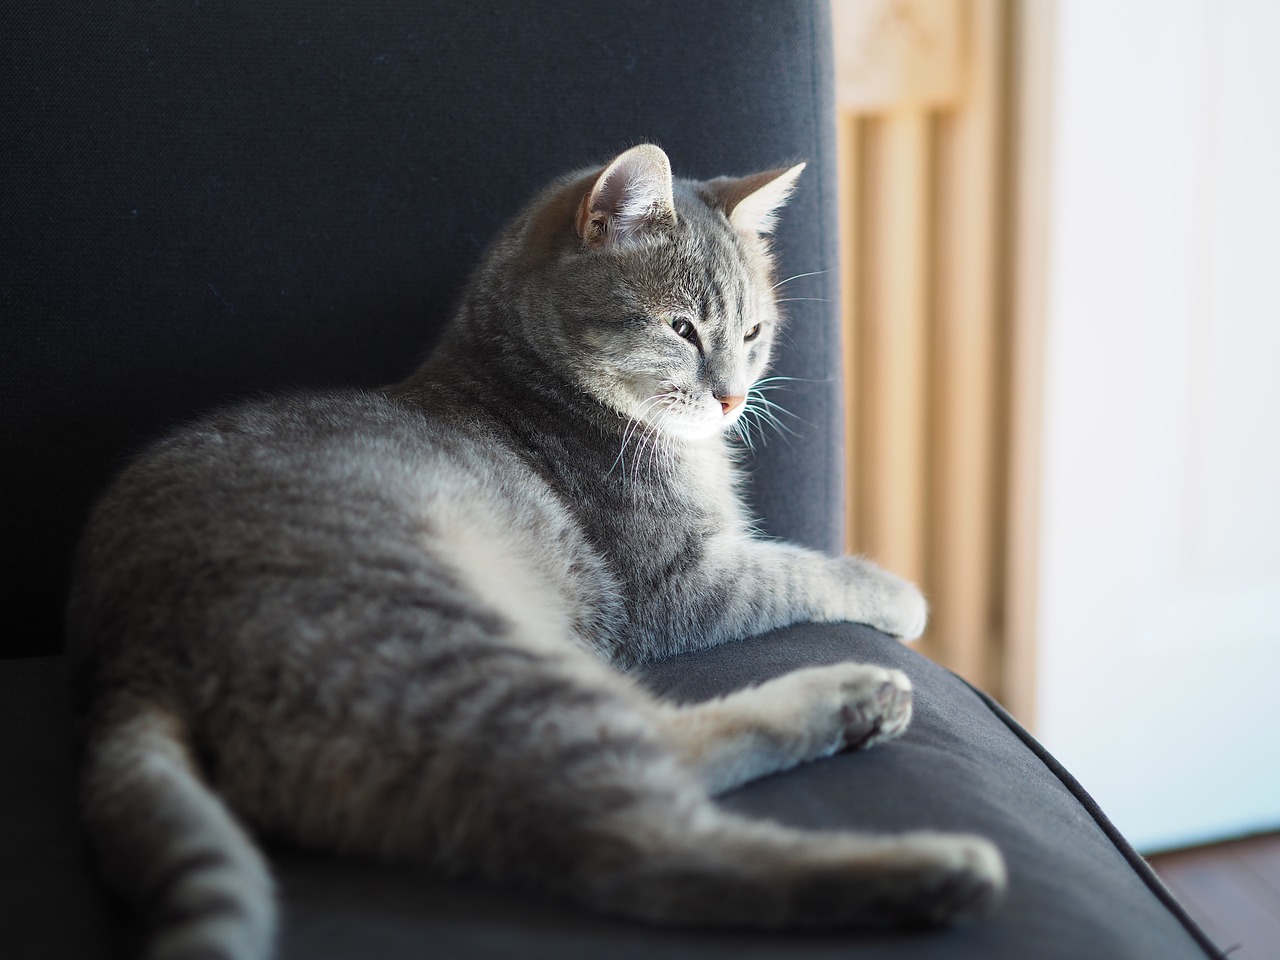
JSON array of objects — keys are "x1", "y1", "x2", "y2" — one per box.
[{"x1": 1, "y1": 2, "x2": 1219, "y2": 957}]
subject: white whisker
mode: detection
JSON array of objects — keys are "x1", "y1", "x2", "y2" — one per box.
[
  {"x1": 733, "y1": 412, "x2": 758, "y2": 453},
  {"x1": 609, "y1": 393, "x2": 670, "y2": 478},
  {"x1": 752, "y1": 374, "x2": 824, "y2": 386},
  {"x1": 750, "y1": 394, "x2": 801, "y2": 422},
  {"x1": 771, "y1": 269, "x2": 828, "y2": 290},
  {"x1": 739, "y1": 386, "x2": 802, "y2": 445}
]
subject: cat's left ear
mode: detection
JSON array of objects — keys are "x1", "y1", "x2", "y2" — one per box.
[
  {"x1": 576, "y1": 144, "x2": 677, "y2": 249},
  {"x1": 701, "y1": 162, "x2": 806, "y2": 235}
]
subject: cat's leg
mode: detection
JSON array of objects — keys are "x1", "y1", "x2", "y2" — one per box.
[
  {"x1": 732, "y1": 541, "x2": 929, "y2": 641},
  {"x1": 213, "y1": 620, "x2": 1000, "y2": 929},
  {"x1": 656, "y1": 662, "x2": 913, "y2": 795},
  {"x1": 626, "y1": 538, "x2": 929, "y2": 661}
]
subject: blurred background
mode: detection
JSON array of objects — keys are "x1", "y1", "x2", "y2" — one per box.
[{"x1": 829, "y1": 0, "x2": 1278, "y2": 863}]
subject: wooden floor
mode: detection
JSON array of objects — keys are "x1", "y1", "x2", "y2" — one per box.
[{"x1": 1146, "y1": 833, "x2": 1280, "y2": 958}]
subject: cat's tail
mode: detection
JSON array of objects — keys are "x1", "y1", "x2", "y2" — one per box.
[
  {"x1": 570, "y1": 804, "x2": 1005, "y2": 928},
  {"x1": 81, "y1": 695, "x2": 275, "y2": 960}
]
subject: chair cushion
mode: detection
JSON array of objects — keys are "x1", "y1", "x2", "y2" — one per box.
[{"x1": 0, "y1": 624, "x2": 1217, "y2": 959}]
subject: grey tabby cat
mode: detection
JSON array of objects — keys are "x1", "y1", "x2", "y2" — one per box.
[{"x1": 68, "y1": 144, "x2": 1005, "y2": 960}]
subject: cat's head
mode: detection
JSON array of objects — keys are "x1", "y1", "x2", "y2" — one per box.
[{"x1": 485, "y1": 144, "x2": 804, "y2": 442}]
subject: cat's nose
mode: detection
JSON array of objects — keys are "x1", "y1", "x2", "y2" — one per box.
[{"x1": 717, "y1": 395, "x2": 746, "y2": 415}]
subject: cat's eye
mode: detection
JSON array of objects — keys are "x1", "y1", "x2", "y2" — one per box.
[
  {"x1": 744, "y1": 323, "x2": 762, "y2": 343},
  {"x1": 667, "y1": 316, "x2": 699, "y2": 345}
]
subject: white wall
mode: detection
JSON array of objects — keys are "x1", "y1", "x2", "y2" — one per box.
[{"x1": 1035, "y1": 0, "x2": 1280, "y2": 852}]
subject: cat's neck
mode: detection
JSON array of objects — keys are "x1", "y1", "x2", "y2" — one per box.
[{"x1": 400, "y1": 299, "x2": 633, "y2": 439}]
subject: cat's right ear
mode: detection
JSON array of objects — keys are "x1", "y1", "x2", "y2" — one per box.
[
  {"x1": 576, "y1": 144, "x2": 676, "y2": 249},
  {"x1": 701, "y1": 163, "x2": 806, "y2": 236}
]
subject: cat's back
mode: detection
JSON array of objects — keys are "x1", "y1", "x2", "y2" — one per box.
[
  {"x1": 67, "y1": 387, "x2": 616, "y2": 688},
  {"x1": 84, "y1": 388, "x2": 470, "y2": 551}
]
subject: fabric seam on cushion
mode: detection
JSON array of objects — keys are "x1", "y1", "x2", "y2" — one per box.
[{"x1": 955, "y1": 674, "x2": 1227, "y2": 959}]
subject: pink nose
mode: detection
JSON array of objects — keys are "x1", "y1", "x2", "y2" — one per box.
[{"x1": 718, "y1": 395, "x2": 746, "y2": 415}]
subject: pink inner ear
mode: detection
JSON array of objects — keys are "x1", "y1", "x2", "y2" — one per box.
[
  {"x1": 577, "y1": 144, "x2": 675, "y2": 247},
  {"x1": 707, "y1": 162, "x2": 806, "y2": 236},
  {"x1": 575, "y1": 188, "x2": 606, "y2": 243}
]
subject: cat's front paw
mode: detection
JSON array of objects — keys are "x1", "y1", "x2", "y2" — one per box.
[
  {"x1": 840, "y1": 558, "x2": 928, "y2": 642},
  {"x1": 888, "y1": 579, "x2": 929, "y2": 643}
]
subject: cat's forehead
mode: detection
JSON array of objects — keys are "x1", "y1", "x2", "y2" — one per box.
[
  {"x1": 672, "y1": 180, "x2": 745, "y2": 241},
  {"x1": 672, "y1": 185, "x2": 775, "y2": 284},
  {"x1": 633, "y1": 183, "x2": 749, "y2": 273},
  {"x1": 625, "y1": 226, "x2": 750, "y2": 295}
]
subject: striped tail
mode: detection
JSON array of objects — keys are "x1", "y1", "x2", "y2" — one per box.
[
  {"x1": 574, "y1": 804, "x2": 1006, "y2": 929},
  {"x1": 81, "y1": 698, "x2": 275, "y2": 960}
]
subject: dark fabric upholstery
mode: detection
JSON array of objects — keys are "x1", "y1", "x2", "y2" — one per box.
[
  {"x1": 2, "y1": 634, "x2": 1219, "y2": 959},
  {"x1": 0, "y1": 2, "x2": 1222, "y2": 958},
  {"x1": 2, "y1": 0, "x2": 843, "y2": 657}
]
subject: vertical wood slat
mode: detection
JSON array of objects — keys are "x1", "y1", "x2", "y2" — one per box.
[
  {"x1": 834, "y1": 0, "x2": 1020, "y2": 708},
  {"x1": 1001, "y1": 0, "x2": 1054, "y2": 725},
  {"x1": 855, "y1": 113, "x2": 931, "y2": 590},
  {"x1": 928, "y1": 0, "x2": 1006, "y2": 691}
]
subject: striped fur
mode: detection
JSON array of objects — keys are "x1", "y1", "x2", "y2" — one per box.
[{"x1": 68, "y1": 146, "x2": 1004, "y2": 960}]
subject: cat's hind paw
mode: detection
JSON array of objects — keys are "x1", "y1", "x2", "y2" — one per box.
[{"x1": 832, "y1": 664, "x2": 913, "y2": 751}]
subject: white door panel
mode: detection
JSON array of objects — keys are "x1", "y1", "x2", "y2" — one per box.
[{"x1": 1035, "y1": 0, "x2": 1280, "y2": 852}]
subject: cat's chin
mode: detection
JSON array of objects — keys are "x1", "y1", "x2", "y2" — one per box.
[
  {"x1": 611, "y1": 387, "x2": 735, "y2": 442},
  {"x1": 641, "y1": 412, "x2": 738, "y2": 443}
]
